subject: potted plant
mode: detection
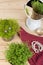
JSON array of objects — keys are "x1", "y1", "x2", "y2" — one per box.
[
  {"x1": 0, "y1": 19, "x2": 20, "y2": 41},
  {"x1": 24, "y1": 0, "x2": 43, "y2": 19},
  {"x1": 5, "y1": 43, "x2": 33, "y2": 65},
  {"x1": 31, "y1": 0, "x2": 43, "y2": 19},
  {"x1": 24, "y1": 0, "x2": 43, "y2": 32}
]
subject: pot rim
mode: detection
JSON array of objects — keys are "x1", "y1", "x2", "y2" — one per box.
[{"x1": 24, "y1": 0, "x2": 43, "y2": 19}]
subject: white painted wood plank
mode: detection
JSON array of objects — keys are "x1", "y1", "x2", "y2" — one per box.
[{"x1": 0, "y1": 0, "x2": 27, "y2": 9}]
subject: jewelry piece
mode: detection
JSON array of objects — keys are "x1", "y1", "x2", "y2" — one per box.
[{"x1": 31, "y1": 41, "x2": 43, "y2": 53}]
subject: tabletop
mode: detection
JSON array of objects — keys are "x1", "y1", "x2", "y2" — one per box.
[{"x1": 0, "y1": 0, "x2": 43, "y2": 65}]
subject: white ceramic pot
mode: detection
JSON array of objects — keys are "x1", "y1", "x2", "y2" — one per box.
[
  {"x1": 40, "y1": 0, "x2": 43, "y2": 2},
  {"x1": 31, "y1": 10, "x2": 43, "y2": 20},
  {"x1": 24, "y1": 1, "x2": 43, "y2": 31},
  {"x1": 26, "y1": 18, "x2": 41, "y2": 31}
]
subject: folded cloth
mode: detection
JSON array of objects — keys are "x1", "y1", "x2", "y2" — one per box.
[
  {"x1": 18, "y1": 27, "x2": 43, "y2": 65},
  {"x1": 29, "y1": 51, "x2": 43, "y2": 65},
  {"x1": 19, "y1": 28, "x2": 43, "y2": 45}
]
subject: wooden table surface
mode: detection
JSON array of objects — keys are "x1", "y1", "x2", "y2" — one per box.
[
  {"x1": 0, "y1": 0, "x2": 43, "y2": 65},
  {"x1": 0, "y1": 0, "x2": 30, "y2": 65}
]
